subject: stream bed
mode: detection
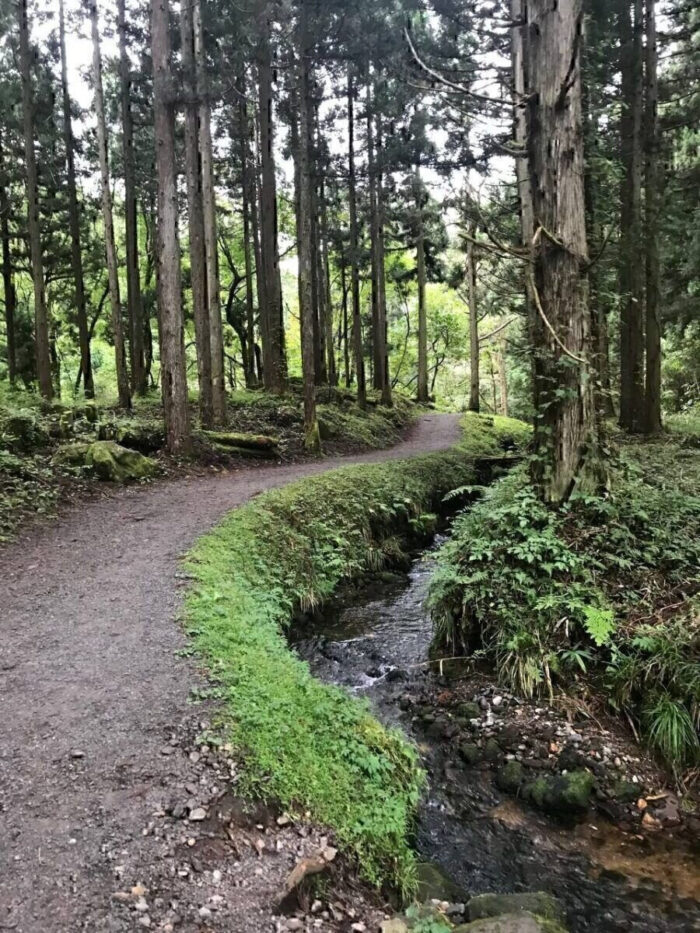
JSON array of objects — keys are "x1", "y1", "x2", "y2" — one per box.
[{"x1": 291, "y1": 545, "x2": 699, "y2": 933}]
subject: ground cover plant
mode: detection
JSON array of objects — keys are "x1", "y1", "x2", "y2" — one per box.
[
  {"x1": 429, "y1": 428, "x2": 700, "y2": 773},
  {"x1": 184, "y1": 413, "x2": 528, "y2": 894}
]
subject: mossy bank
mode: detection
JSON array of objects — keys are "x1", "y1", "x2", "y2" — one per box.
[{"x1": 184, "y1": 413, "x2": 528, "y2": 894}]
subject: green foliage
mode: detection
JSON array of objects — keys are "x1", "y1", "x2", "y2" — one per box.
[
  {"x1": 643, "y1": 693, "x2": 700, "y2": 771},
  {"x1": 184, "y1": 413, "x2": 527, "y2": 892},
  {"x1": 430, "y1": 434, "x2": 700, "y2": 770}
]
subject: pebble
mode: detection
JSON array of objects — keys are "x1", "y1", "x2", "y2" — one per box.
[
  {"x1": 212, "y1": 869, "x2": 222, "y2": 884},
  {"x1": 198, "y1": 906, "x2": 212, "y2": 919},
  {"x1": 286, "y1": 919, "x2": 303, "y2": 930},
  {"x1": 189, "y1": 807, "x2": 207, "y2": 821},
  {"x1": 492, "y1": 695, "x2": 503, "y2": 708},
  {"x1": 70, "y1": 749, "x2": 85, "y2": 759}
]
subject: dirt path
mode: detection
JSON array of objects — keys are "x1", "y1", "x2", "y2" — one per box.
[{"x1": 0, "y1": 413, "x2": 460, "y2": 933}]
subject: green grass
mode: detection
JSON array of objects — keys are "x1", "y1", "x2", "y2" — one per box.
[{"x1": 184, "y1": 412, "x2": 527, "y2": 893}]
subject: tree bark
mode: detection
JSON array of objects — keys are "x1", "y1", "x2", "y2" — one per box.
[
  {"x1": 0, "y1": 131, "x2": 16, "y2": 386},
  {"x1": 466, "y1": 224, "x2": 479, "y2": 412},
  {"x1": 347, "y1": 67, "x2": 366, "y2": 409},
  {"x1": 194, "y1": 0, "x2": 226, "y2": 422},
  {"x1": 118, "y1": 0, "x2": 146, "y2": 396},
  {"x1": 151, "y1": 0, "x2": 191, "y2": 452},
  {"x1": 415, "y1": 171, "x2": 429, "y2": 403},
  {"x1": 374, "y1": 109, "x2": 392, "y2": 406},
  {"x1": 496, "y1": 339, "x2": 508, "y2": 417},
  {"x1": 18, "y1": 0, "x2": 52, "y2": 399},
  {"x1": 238, "y1": 68, "x2": 257, "y2": 388},
  {"x1": 319, "y1": 176, "x2": 336, "y2": 386},
  {"x1": 366, "y1": 80, "x2": 381, "y2": 392},
  {"x1": 256, "y1": 2, "x2": 285, "y2": 393},
  {"x1": 296, "y1": 0, "x2": 320, "y2": 451},
  {"x1": 91, "y1": 0, "x2": 131, "y2": 409},
  {"x1": 181, "y1": 0, "x2": 213, "y2": 427},
  {"x1": 618, "y1": 0, "x2": 645, "y2": 432},
  {"x1": 644, "y1": 0, "x2": 662, "y2": 434},
  {"x1": 59, "y1": 0, "x2": 93, "y2": 397},
  {"x1": 526, "y1": 0, "x2": 598, "y2": 503}
]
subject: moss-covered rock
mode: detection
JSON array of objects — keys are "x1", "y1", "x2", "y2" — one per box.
[
  {"x1": 52, "y1": 442, "x2": 92, "y2": 468},
  {"x1": 455, "y1": 912, "x2": 566, "y2": 932},
  {"x1": 482, "y1": 737, "x2": 503, "y2": 762},
  {"x1": 457, "y1": 701, "x2": 481, "y2": 721},
  {"x1": 612, "y1": 779, "x2": 639, "y2": 804},
  {"x1": 415, "y1": 861, "x2": 468, "y2": 903},
  {"x1": 1, "y1": 412, "x2": 50, "y2": 453},
  {"x1": 523, "y1": 770, "x2": 595, "y2": 815},
  {"x1": 468, "y1": 892, "x2": 565, "y2": 924},
  {"x1": 98, "y1": 420, "x2": 165, "y2": 454},
  {"x1": 459, "y1": 741, "x2": 482, "y2": 766},
  {"x1": 496, "y1": 760, "x2": 525, "y2": 794},
  {"x1": 86, "y1": 441, "x2": 158, "y2": 482}
]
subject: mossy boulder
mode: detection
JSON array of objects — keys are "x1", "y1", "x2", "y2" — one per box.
[
  {"x1": 468, "y1": 892, "x2": 565, "y2": 925},
  {"x1": 496, "y1": 761, "x2": 525, "y2": 794},
  {"x1": 612, "y1": 779, "x2": 639, "y2": 804},
  {"x1": 53, "y1": 440, "x2": 158, "y2": 483},
  {"x1": 459, "y1": 742, "x2": 482, "y2": 766},
  {"x1": 1, "y1": 412, "x2": 50, "y2": 452},
  {"x1": 523, "y1": 770, "x2": 595, "y2": 815},
  {"x1": 457, "y1": 701, "x2": 481, "y2": 721},
  {"x1": 98, "y1": 420, "x2": 165, "y2": 455},
  {"x1": 455, "y1": 912, "x2": 566, "y2": 932},
  {"x1": 416, "y1": 861, "x2": 468, "y2": 903},
  {"x1": 86, "y1": 441, "x2": 158, "y2": 482}
]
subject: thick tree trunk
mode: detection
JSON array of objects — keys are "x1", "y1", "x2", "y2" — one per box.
[
  {"x1": 526, "y1": 0, "x2": 598, "y2": 503},
  {"x1": 194, "y1": 0, "x2": 226, "y2": 423},
  {"x1": 256, "y1": 3, "x2": 285, "y2": 393},
  {"x1": 618, "y1": 0, "x2": 645, "y2": 432},
  {"x1": 497, "y1": 339, "x2": 509, "y2": 417},
  {"x1": 181, "y1": 0, "x2": 214, "y2": 427},
  {"x1": 18, "y1": 0, "x2": 52, "y2": 399},
  {"x1": 644, "y1": 0, "x2": 662, "y2": 434},
  {"x1": 319, "y1": 177, "x2": 336, "y2": 386},
  {"x1": 296, "y1": 2, "x2": 320, "y2": 451},
  {"x1": 238, "y1": 69, "x2": 257, "y2": 388},
  {"x1": 59, "y1": 0, "x2": 93, "y2": 397},
  {"x1": 151, "y1": 0, "x2": 191, "y2": 452},
  {"x1": 415, "y1": 172, "x2": 429, "y2": 403},
  {"x1": 0, "y1": 132, "x2": 16, "y2": 386},
  {"x1": 118, "y1": 0, "x2": 146, "y2": 396},
  {"x1": 347, "y1": 68, "x2": 366, "y2": 409},
  {"x1": 366, "y1": 81, "x2": 382, "y2": 392},
  {"x1": 91, "y1": 0, "x2": 130, "y2": 409},
  {"x1": 466, "y1": 227, "x2": 480, "y2": 412},
  {"x1": 341, "y1": 257, "x2": 350, "y2": 387}
]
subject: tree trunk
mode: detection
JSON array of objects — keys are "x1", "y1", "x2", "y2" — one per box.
[
  {"x1": 466, "y1": 225, "x2": 480, "y2": 412},
  {"x1": 181, "y1": 0, "x2": 213, "y2": 427},
  {"x1": 18, "y1": 0, "x2": 52, "y2": 399},
  {"x1": 415, "y1": 171, "x2": 429, "y2": 403},
  {"x1": 526, "y1": 0, "x2": 598, "y2": 503},
  {"x1": 496, "y1": 339, "x2": 509, "y2": 416},
  {"x1": 644, "y1": 0, "x2": 662, "y2": 434},
  {"x1": 374, "y1": 110, "x2": 392, "y2": 406},
  {"x1": 347, "y1": 68, "x2": 366, "y2": 409},
  {"x1": 319, "y1": 177, "x2": 336, "y2": 386},
  {"x1": 194, "y1": 0, "x2": 226, "y2": 422},
  {"x1": 238, "y1": 68, "x2": 257, "y2": 388},
  {"x1": 91, "y1": 0, "x2": 130, "y2": 409},
  {"x1": 151, "y1": 0, "x2": 191, "y2": 452},
  {"x1": 618, "y1": 0, "x2": 645, "y2": 432},
  {"x1": 366, "y1": 80, "x2": 382, "y2": 392},
  {"x1": 0, "y1": 130, "x2": 17, "y2": 385},
  {"x1": 59, "y1": 0, "x2": 93, "y2": 397},
  {"x1": 256, "y1": 2, "x2": 285, "y2": 393},
  {"x1": 341, "y1": 257, "x2": 350, "y2": 387},
  {"x1": 296, "y1": 1, "x2": 320, "y2": 451},
  {"x1": 117, "y1": 0, "x2": 146, "y2": 396}
]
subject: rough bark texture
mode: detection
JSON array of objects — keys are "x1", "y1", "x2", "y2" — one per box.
[
  {"x1": 238, "y1": 69, "x2": 257, "y2": 388},
  {"x1": 347, "y1": 68, "x2": 366, "y2": 409},
  {"x1": 296, "y1": 2, "x2": 320, "y2": 452},
  {"x1": 319, "y1": 177, "x2": 336, "y2": 386},
  {"x1": 374, "y1": 111, "x2": 392, "y2": 406},
  {"x1": 151, "y1": 0, "x2": 191, "y2": 453},
  {"x1": 59, "y1": 0, "x2": 93, "y2": 397},
  {"x1": 526, "y1": 0, "x2": 597, "y2": 503},
  {"x1": 181, "y1": 0, "x2": 213, "y2": 428},
  {"x1": 257, "y1": 3, "x2": 285, "y2": 393},
  {"x1": 367, "y1": 81, "x2": 382, "y2": 392},
  {"x1": 18, "y1": 0, "x2": 52, "y2": 399},
  {"x1": 618, "y1": 0, "x2": 645, "y2": 432},
  {"x1": 644, "y1": 0, "x2": 662, "y2": 435},
  {"x1": 118, "y1": 0, "x2": 146, "y2": 396},
  {"x1": 415, "y1": 172, "x2": 429, "y2": 404},
  {"x1": 0, "y1": 130, "x2": 16, "y2": 385},
  {"x1": 91, "y1": 0, "x2": 131, "y2": 410},
  {"x1": 194, "y1": 0, "x2": 226, "y2": 423},
  {"x1": 466, "y1": 228, "x2": 480, "y2": 412},
  {"x1": 497, "y1": 339, "x2": 509, "y2": 416}
]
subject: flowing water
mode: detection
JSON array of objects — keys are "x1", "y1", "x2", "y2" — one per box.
[{"x1": 291, "y1": 546, "x2": 699, "y2": 933}]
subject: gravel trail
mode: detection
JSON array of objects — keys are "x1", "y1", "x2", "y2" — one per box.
[{"x1": 0, "y1": 413, "x2": 460, "y2": 933}]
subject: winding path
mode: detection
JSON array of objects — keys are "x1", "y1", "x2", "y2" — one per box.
[{"x1": 0, "y1": 413, "x2": 460, "y2": 933}]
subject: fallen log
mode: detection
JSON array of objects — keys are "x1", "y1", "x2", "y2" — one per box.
[{"x1": 203, "y1": 430, "x2": 279, "y2": 451}]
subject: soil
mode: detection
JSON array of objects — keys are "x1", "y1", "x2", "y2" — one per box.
[{"x1": 0, "y1": 413, "x2": 461, "y2": 933}]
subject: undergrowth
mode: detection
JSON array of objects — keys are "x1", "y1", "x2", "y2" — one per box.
[
  {"x1": 429, "y1": 431, "x2": 700, "y2": 772},
  {"x1": 184, "y1": 413, "x2": 527, "y2": 894}
]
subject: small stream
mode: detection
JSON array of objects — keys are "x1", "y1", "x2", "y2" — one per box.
[{"x1": 291, "y1": 545, "x2": 699, "y2": 933}]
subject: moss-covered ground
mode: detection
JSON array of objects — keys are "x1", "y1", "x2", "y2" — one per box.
[{"x1": 184, "y1": 413, "x2": 528, "y2": 894}]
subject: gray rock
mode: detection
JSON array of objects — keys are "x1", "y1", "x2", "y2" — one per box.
[{"x1": 468, "y1": 892, "x2": 565, "y2": 924}]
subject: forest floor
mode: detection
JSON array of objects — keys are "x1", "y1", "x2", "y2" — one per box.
[{"x1": 0, "y1": 412, "x2": 460, "y2": 933}]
